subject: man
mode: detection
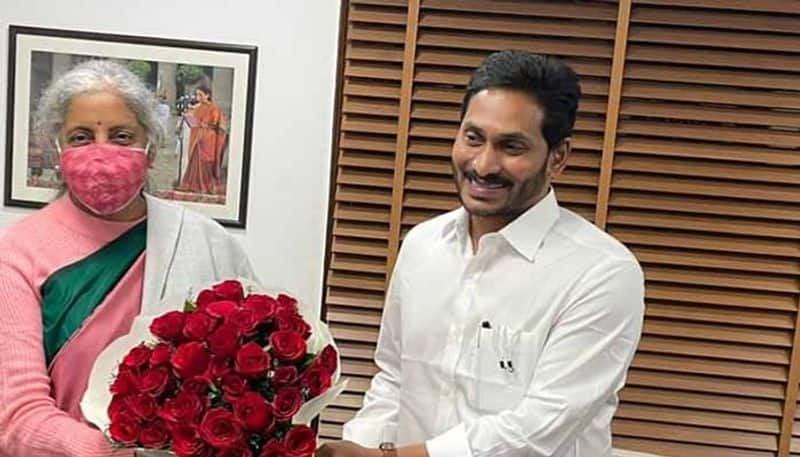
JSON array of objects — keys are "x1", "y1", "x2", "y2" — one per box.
[{"x1": 319, "y1": 50, "x2": 644, "y2": 457}]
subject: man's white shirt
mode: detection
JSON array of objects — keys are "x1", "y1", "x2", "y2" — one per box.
[{"x1": 343, "y1": 189, "x2": 645, "y2": 457}]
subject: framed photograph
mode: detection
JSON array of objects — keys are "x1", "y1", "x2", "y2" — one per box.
[{"x1": 5, "y1": 25, "x2": 257, "y2": 227}]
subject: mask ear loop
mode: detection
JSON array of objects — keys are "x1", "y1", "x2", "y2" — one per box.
[{"x1": 54, "y1": 138, "x2": 63, "y2": 172}]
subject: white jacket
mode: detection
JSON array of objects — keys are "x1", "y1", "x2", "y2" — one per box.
[{"x1": 141, "y1": 194, "x2": 257, "y2": 314}]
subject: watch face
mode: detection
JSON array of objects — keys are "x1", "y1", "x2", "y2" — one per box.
[{"x1": 379, "y1": 442, "x2": 396, "y2": 451}]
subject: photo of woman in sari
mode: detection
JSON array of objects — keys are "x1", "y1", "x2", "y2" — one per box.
[
  {"x1": 178, "y1": 85, "x2": 228, "y2": 195},
  {"x1": 0, "y1": 60, "x2": 257, "y2": 456}
]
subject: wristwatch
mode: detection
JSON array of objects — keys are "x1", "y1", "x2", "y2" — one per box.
[{"x1": 379, "y1": 442, "x2": 398, "y2": 457}]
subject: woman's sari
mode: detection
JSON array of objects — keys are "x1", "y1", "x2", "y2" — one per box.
[
  {"x1": 43, "y1": 220, "x2": 147, "y2": 420},
  {"x1": 179, "y1": 101, "x2": 227, "y2": 194}
]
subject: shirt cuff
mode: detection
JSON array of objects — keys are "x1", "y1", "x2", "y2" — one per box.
[
  {"x1": 342, "y1": 420, "x2": 389, "y2": 448},
  {"x1": 425, "y1": 423, "x2": 473, "y2": 457}
]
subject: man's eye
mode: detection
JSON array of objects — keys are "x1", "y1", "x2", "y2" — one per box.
[
  {"x1": 465, "y1": 132, "x2": 482, "y2": 145},
  {"x1": 503, "y1": 141, "x2": 527, "y2": 154}
]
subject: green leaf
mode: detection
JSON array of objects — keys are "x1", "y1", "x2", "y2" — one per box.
[
  {"x1": 249, "y1": 433, "x2": 264, "y2": 453},
  {"x1": 183, "y1": 300, "x2": 197, "y2": 312},
  {"x1": 301, "y1": 353, "x2": 316, "y2": 369}
]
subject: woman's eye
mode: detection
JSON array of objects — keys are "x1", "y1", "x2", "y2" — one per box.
[
  {"x1": 112, "y1": 131, "x2": 135, "y2": 144},
  {"x1": 68, "y1": 132, "x2": 91, "y2": 146}
]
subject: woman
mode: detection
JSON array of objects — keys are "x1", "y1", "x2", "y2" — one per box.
[
  {"x1": 179, "y1": 85, "x2": 227, "y2": 194},
  {"x1": 0, "y1": 60, "x2": 256, "y2": 456}
]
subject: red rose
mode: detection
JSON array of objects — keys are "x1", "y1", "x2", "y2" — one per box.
[
  {"x1": 139, "y1": 419, "x2": 170, "y2": 448},
  {"x1": 109, "y1": 411, "x2": 140, "y2": 445},
  {"x1": 171, "y1": 342, "x2": 210, "y2": 379},
  {"x1": 150, "y1": 311, "x2": 187, "y2": 343},
  {"x1": 269, "y1": 330, "x2": 307, "y2": 363},
  {"x1": 272, "y1": 366, "x2": 298, "y2": 388},
  {"x1": 184, "y1": 311, "x2": 219, "y2": 341},
  {"x1": 301, "y1": 365, "x2": 332, "y2": 398},
  {"x1": 208, "y1": 324, "x2": 240, "y2": 358},
  {"x1": 233, "y1": 391, "x2": 274, "y2": 432},
  {"x1": 127, "y1": 393, "x2": 158, "y2": 420},
  {"x1": 272, "y1": 387, "x2": 304, "y2": 422},
  {"x1": 211, "y1": 356, "x2": 233, "y2": 378},
  {"x1": 284, "y1": 425, "x2": 316, "y2": 457},
  {"x1": 196, "y1": 289, "x2": 219, "y2": 308},
  {"x1": 314, "y1": 344, "x2": 338, "y2": 376},
  {"x1": 235, "y1": 342, "x2": 272, "y2": 378},
  {"x1": 221, "y1": 373, "x2": 248, "y2": 397},
  {"x1": 159, "y1": 390, "x2": 206, "y2": 424},
  {"x1": 138, "y1": 367, "x2": 171, "y2": 397},
  {"x1": 213, "y1": 280, "x2": 245, "y2": 302},
  {"x1": 150, "y1": 343, "x2": 173, "y2": 366},
  {"x1": 172, "y1": 425, "x2": 208, "y2": 457},
  {"x1": 227, "y1": 307, "x2": 258, "y2": 335},
  {"x1": 275, "y1": 311, "x2": 312, "y2": 339},
  {"x1": 200, "y1": 408, "x2": 244, "y2": 449},
  {"x1": 108, "y1": 395, "x2": 127, "y2": 422},
  {"x1": 276, "y1": 294, "x2": 298, "y2": 314},
  {"x1": 182, "y1": 377, "x2": 210, "y2": 395},
  {"x1": 110, "y1": 369, "x2": 137, "y2": 396},
  {"x1": 243, "y1": 294, "x2": 277, "y2": 323},
  {"x1": 219, "y1": 448, "x2": 253, "y2": 457},
  {"x1": 123, "y1": 344, "x2": 152, "y2": 368},
  {"x1": 259, "y1": 441, "x2": 287, "y2": 457},
  {"x1": 205, "y1": 300, "x2": 240, "y2": 319}
]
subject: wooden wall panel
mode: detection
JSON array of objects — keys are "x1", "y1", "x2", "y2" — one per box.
[
  {"x1": 320, "y1": 0, "x2": 408, "y2": 440},
  {"x1": 605, "y1": 3, "x2": 800, "y2": 456}
]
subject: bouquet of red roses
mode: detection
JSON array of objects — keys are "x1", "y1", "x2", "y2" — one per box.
[{"x1": 81, "y1": 279, "x2": 343, "y2": 457}]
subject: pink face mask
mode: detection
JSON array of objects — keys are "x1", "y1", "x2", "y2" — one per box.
[{"x1": 57, "y1": 142, "x2": 149, "y2": 216}]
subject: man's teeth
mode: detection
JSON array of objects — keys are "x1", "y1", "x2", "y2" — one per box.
[{"x1": 470, "y1": 176, "x2": 505, "y2": 188}]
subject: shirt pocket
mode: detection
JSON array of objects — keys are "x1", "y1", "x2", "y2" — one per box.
[{"x1": 472, "y1": 325, "x2": 542, "y2": 412}]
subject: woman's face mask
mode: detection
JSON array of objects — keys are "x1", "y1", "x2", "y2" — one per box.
[
  {"x1": 57, "y1": 141, "x2": 149, "y2": 216},
  {"x1": 57, "y1": 91, "x2": 151, "y2": 216}
]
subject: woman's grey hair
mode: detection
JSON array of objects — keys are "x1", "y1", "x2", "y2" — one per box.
[{"x1": 34, "y1": 59, "x2": 167, "y2": 158}]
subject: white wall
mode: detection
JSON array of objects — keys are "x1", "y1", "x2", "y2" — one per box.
[{"x1": 0, "y1": 0, "x2": 341, "y2": 316}]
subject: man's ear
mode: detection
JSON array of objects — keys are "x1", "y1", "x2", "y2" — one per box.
[{"x1": 548, "y1": 137, "x2": 571, "y2": 178}]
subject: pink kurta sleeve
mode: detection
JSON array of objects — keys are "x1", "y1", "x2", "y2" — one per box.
[{"x1": 0, "y1": 253, "x2": 134, "y2": 457}]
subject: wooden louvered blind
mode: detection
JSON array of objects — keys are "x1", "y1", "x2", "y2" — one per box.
[{"x1": 321, "y1": 1, "x2": 800, "y2": 456}]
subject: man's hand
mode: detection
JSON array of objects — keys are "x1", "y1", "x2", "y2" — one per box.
[{"x1": 316, "y1": 440, "x2": 380, "y2": 457}]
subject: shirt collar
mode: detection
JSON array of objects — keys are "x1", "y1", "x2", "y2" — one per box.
[
  {"x1": 442, "y1": 189, "x2": 560, "y2": 262},
  {"x1": 500, "y1": 189, "x2": 560, "y2": 262}
]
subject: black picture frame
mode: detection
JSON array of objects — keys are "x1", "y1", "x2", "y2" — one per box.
[{"x1": 5, "y1": 25, "x2": 257, "y2": 227}]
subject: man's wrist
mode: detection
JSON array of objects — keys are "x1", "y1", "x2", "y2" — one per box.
[{"x1": 364, "y1": 447, "x2": 387, "y2": 457}]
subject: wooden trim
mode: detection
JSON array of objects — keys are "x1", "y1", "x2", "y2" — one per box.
[
  {"x1": 385, "y1": 0, "x2": 421, "y2": 280},
  {"x1": 777, "y1": 297, "x2": 800, "y2": 457},
  {"x1": 320, "y1": 0, "x2": 352, "y2": 324},
  {"x1": 594, "y1": 0, "x2": 632, "y2": 229}
]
